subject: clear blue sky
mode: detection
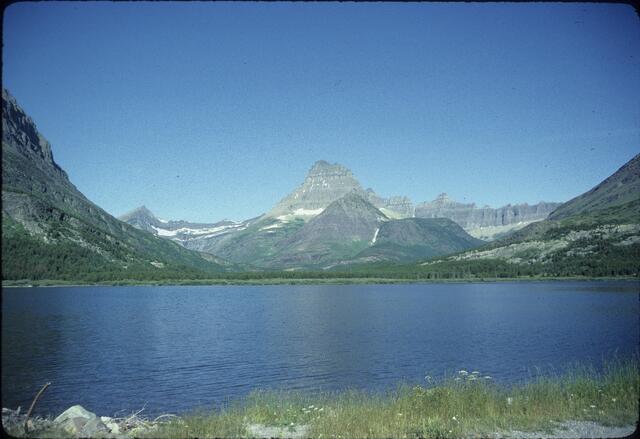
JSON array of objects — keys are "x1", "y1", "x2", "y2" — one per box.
[{"x1": 4, "y1": 2, "x2": 639, "y2": 222}]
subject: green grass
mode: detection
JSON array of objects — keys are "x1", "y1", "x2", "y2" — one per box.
[{"x1": 140, "y1": 357, "x2": 638, "y2": 438}]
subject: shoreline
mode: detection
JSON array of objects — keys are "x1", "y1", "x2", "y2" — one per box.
[
  {"x1": 3, "y1": 357, "x2": 637, "y2": 438},
  {"x1": 3, "y1": 275, "x2": 638, "y2": 288}
]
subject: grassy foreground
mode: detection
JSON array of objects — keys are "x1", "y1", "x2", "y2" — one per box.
[{"x1": 141, "y1": 358, "x2": 638, "y2": 438}]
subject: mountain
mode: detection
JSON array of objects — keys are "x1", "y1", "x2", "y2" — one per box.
[
  {"x1": 264, "y1": 191, "x2": 389, "y2": 268},
  {"x1": 2, "y1": 89, "x2": 229, "y2": 281},
  {"x1": 267, "y1": 160, "x2": 414, "y2": 220},
  {"x1": 267, "y1": 160, "x2": 363, "y2": 217},
  {"x1": 547, "y1": 154, "x2": 640, "y2": 220},
  {"x1": 414, "y1": 153, "x2": 640, "y2": 278},
  {"x1": 120, "y1": 161, "x2": 419, "y2": 267},
  {"x1": 119, "y1": 159, "x2": 557, "y2": 269},
  {"x1": 415, "y1": 193, "x2": 561, "y2": 240},
  {"x1": 365, "y1": 190, "x2": 415, "y2": 218},
  {"x1": 348, "y1": 218, "x2": 485, "y2": 264},
  {"x1": 119, "y1": 206, "x2": 250, "y2": 243}
]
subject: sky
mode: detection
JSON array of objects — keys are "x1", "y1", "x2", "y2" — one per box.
[{"x1": 3, "y1": 2, "x2": 640, "y2": 222}]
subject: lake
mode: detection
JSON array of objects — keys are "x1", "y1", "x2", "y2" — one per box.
[{"x1": 2, "y1": 281, "x2": 638, "y2": 418}]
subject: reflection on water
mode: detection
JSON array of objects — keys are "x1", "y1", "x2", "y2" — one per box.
[{"x1": 2, "y1": 281, "x2": 638, "y2": 417}]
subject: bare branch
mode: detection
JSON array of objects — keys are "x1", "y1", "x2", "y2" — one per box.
[{"x1": 24, "y1": 382, "x2": 51, "y2": 434}]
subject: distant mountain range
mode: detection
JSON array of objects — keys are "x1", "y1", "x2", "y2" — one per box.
[
  {"x1": 119, "y1": 159, "x2": 559, "y2": 268},
  {"x1": 415, "y1": 194, "x2": 561, "y2": 240},
  {"x1": 3, "y1": 87, "x2": 638, "y2": 280},
  {"x1": 122, "y1": 190, "x2": 483, "y2": 270}
]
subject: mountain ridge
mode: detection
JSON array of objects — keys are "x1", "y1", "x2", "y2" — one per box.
[
  {"x1": 548, "y1": 153, "x2": 640, "y2": 220},
  {"x1": 2, "y1": 88, "x2": 230, "y2": 281},
  {"x1": 415, "y1": 193, "x2": 561, "y2": 240},
  {"x1": 124, "y1": 160, "x2": 560, "y2": 246},
  {"x1": 264, "y1": 191, "x2": 390, "y2": 268}
]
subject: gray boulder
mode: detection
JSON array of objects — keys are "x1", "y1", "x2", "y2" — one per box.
[
  {"x1": 54, "y1": 404, "x2": 97, "y2": 424},
  {"x1": 54, "y1": 405, "x2": 101, "y2": 435},
  {"x1": 80, "y1": 417, "x2": 110, "y2": 436}
]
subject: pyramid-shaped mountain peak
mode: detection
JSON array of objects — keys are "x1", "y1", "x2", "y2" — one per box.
[{"x1": 268, "y1": 161, "x2": 365, "y2": 217}]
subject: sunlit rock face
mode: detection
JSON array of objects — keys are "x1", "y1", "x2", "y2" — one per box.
[
  {"x1": 415, "y1": 193, "x2": 561, "y2": 240},
  {"x1": 380, "y1": 195, "x2": 415, "y2": 218},
  {"x1": 267, "y1": 160, "x2": 414, "y2": 219},
  {"x1": 267, "y1": 160, "x2": 365, "y2": 217}
]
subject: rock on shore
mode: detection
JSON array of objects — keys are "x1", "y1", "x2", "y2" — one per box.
[{"x1": 2, "y1": 405, "x2": 157, "y2": 438}]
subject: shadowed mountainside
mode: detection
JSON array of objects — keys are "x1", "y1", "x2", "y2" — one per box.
[{"x1": 2, "y1": 89, "x2": 230, "y2": 281}]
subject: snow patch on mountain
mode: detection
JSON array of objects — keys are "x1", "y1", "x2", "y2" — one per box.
[
  {"x1": 372, "y1": 227, "x2": 380, "y2": 244},
  {"x1": 276, "y1": 208, "x2": 325, "y2": 222},
  {"x1": 151, "y1": 223, "x2": 246, "y2": 238},
  {"x1": 259, "y1": 223, "x2": 283, "y2": 231}
]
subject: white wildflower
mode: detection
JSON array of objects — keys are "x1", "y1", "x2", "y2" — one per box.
[
  {"x1": 612, "y1": 398, "x2": 617, "y2": 402},
  {"x1": 506, "y1": 397, "x2": 514, "y2": 405}
]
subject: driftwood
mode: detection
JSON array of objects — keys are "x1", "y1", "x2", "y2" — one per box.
[
  {"x1": 153, "y1": 413, "x2": 179, "y2": 422},
  {"x1": 24, "y1": 382, "x2": 51, "y2": 433}
]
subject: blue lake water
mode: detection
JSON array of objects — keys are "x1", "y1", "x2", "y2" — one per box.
[{"x1": 2, "y1": 281, "x2": 638, "y2": 418}]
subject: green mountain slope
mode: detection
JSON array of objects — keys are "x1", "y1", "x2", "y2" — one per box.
[
  {"x1": 202, "y1": 216, "x2": 307, "y2": 267},
  {"x1": 350, "y1": 218, "x2": 485, "y2": 264},
  {"x1": 263, "y1": 192, "x2": 388, "y2": 268},
  {"x1": 548, "y1": 153, "x2": 639, "y2": 220},
  {"x1": 2, "y1": 89, "x2": 229, "y2": 281}
]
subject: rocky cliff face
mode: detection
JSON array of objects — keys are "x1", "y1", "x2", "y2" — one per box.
[
  {"x1": 414, "y1": 193, "x2": 561, "y2": 240},
  {"x1": 2, "y1": 89, "x2": 115, "y2": 237},
  {"x1": 267, "y1": 161, "x2": 365, "y2": 217},
  {"x1": 376, "y1": 195, "x2": 415, "y2": 218},
  {"x1": 2, "y1": 89, "x2": 67, "y2": 182},
  {"x1": 267, "y1": 160, "x2": 415, "y2": 219}
]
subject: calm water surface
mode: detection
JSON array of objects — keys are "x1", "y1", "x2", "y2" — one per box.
[{"x1": 2, "y1": 281, "x2": 638, "y2": 417}]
